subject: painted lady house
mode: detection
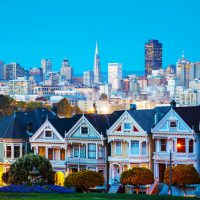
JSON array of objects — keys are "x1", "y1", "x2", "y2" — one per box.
[
  {"x1": 152, "y1": 101, "x2": 200, "y2": 182},
  {"x1": 107, "y1": 106, "x2": 170, "y2": 184},
  {"x1": 30, "y1": 113, "x2": 115, "y2": 184}
]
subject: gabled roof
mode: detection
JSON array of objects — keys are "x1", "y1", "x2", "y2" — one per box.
[
  {"x1": 127, "y1": 106, "x2": 171, "y2": 133},
  {"x1": 174, "y1": 106, "x2": 200, "y2": 133},
  {"x1": 0, "y1": 108, "x2": 58, "y2": 140}
]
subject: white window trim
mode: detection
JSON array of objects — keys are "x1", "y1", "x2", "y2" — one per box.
[
  {"x1": 44, "y1": 129, "x2": 53, "y2": 139},
  {"x1": 80, "y1": 126, "x2": 89, "y2": 135},
  {"x1": 123, "y1": 122, "x2": 131, "y2": 132},
  {"x1": 115, "y1": 141, "x2": 122, "y2": 155},
  {"x1": 6, "y1": 144, "x2": 12, "y2": 159},
  {"x1": 73, "y1": 145, "x2": 80, "y2": 158}
]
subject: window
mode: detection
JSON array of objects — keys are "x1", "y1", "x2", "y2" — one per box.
[
  {"x1": 98, "y1": 169, "x2": 104, "y2": 175},
  {"x1": 115, "y1": 142, "x2": 122, "y2": 154},
  {"x1": 45, "y1": 130, "x2": 52, "y2": 138},
  {"x1": 81, "y1": 127, "x2": 88, "y2": 134},
  {"x1": 142, "y1": 141, "x2": 146, "y2": 155},
  {"x1": 48, "y1": 148, "x2": 53, "y2": 160},
  {"x1": 98, "y1": 145, "x2": 104, "y2": 159},
  {"x1": 14, "y1": 145, "x2": 20, "y2": 158},
  {"x1": 161, "y1": 139, "x2": 167, "y2": 151},
  {"x1": 6, "y1": 146, "x2": 11, "y2": 158},
  {"x1": 60, "y1": 148, "x2": 65, "y2": 160},
  {"x1": 189, "y1": 139, "x2": 193, "y2": 153},
  {"x1": 74, "y1": 145, "x2": 79, "y2": 157},
  {"x1": 88, "y1": 167, "x2": 96, "y2": 171},
  {"x1": 88, "y1": 144, "x2": 96, "y2": 159},
  {"x1": 22, "y1": 145, "x2": 26, "y2": 156},
  {"x1": 124, "y1": 123, "x2": 131, "y2": 131},
  {"x1": 131, "y1": 140, "x2": 139, "y2": 155},
  {"x1": 38, "y1": 147, "x2": 45, "y2": 156},
  {"x1": 177, "y1": 138, "x2": 186, "y2": 153},
  {"x1": 80, "y1": 145, "x2": 86, "y2": 158},
  {"x1": 170, "y1": 121, "x2": 177, "y2": 128}
]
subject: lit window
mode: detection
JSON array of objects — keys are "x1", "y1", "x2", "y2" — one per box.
[
  {"x1": 60, "y1": 148, "x2": 65, "y2": 160},
  {"x1": 177, "y1": 138, "x2": 186, "y2": 153},
  {"x1": 170, "y1": 121, "x2": 177, "y2": 128},
  {"x1": 116, "y1": 142, "x2": 122, "y2": 155},
  {"x1": 81, "y1": 127, "x2": 88, "y2": 134},
  {"x1": 124, "y1": 123, "x2": 131, "y2": 131},
  {"x1": 45, "y1": 130, "x2": 52, "y2": 138},
  {"x1": 48, "y1": 148, "x2": 53, "y2": 160}
]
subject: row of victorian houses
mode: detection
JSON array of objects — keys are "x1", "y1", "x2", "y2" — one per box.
[{"x1": 0, "y1": 101, "x2": 200, "y2": 186}]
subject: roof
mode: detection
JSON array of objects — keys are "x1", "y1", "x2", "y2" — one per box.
[
  {"x1": 0, "y1": 108, "x2": 57, "y2": 140},
  {"x1": 174, "y1": 106, "x2": 200, "y2": 133}
]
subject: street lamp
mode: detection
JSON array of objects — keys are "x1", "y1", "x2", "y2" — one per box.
[{"x1": 169, "y1": 143, "x2": 181, "y2": 196}]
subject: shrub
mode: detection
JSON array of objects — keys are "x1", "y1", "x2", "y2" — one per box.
[
  {"x1": 65, "y1": 170, "x2": 104, "y2": 192},
  {"x1": 164, "y1": 165, "x2": 200, "y2": 196},
  {"x1": 5, "y1": 153, "x2": 54, "y2": 185},
  {"x1": 120, "y1": 167, "x2": 154, "y2": 194}
]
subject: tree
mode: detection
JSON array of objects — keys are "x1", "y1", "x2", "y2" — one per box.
[
  {"x1": 64, "y1": 170, "x2": 104, "y2": 192},
  {"x1": 57, "y1": 98, "x2": 73, "y2": 118},
  {"x1": 0, "y1": 95, "x2": 14, "y2": 117},
  {"x1": 120, "y1": 167, "x2": 154, "y2": 194},
  {"x1": 99, "y1": 93, "x2": 108, "y2": 100},
  {"x1": 72, "y1": 105, "x2": 82, "y2": 115},
  {"x1": 164, "y1": 165, "x2": 200, "y2": 196},
  {"x1": 4, "y1": 153, "x2": 54, "y2": 185},
  {"x1": 26, "y1": 102, "x2": 43, "y2": 111}
]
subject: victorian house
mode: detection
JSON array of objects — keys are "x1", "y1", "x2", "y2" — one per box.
[
  {"x1": 30, "y1": 113, "x2": 115, "y2": 183},
  {"x1": 152, "y1": 103, "x2": 200, "y2": 182},
  {"x1": 107, "y1": 107, "x2": 170, "y2": 184}
]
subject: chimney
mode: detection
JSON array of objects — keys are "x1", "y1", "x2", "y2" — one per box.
[
  {"x1": 154, "y1": 113, "x2": 160, "y2": 125},
  {"x1": 170, "y1": 100, "x2": 176, "y2": 109},
  {"x1": 130, "y1": 104, "x2": 136, "y2": 110}
]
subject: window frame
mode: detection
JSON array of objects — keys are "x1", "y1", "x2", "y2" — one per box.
[
  {"x1": 115, "y1": 141, "x2": 122, "y2": 155},
  {"x1": 160, "y1": 139, "x2": 167, "y2": 152},
  {"x1": 131, "y1": 140, "x2": 139, "y2": 155},
  {"x1": 123, "y1": 122, "x2": 131, "y2": 132},
  {"x1": 169, "y1": 121, "x2": 177, "y2": 128},
  {"x1": 81, "y1": 126, "x2": 88, "y2": 134},
  {"x1": 6, "y1": 145, "x2": 12, "y2": 159},
  {"x1": 45, "y1": 130, "x2": 53, "y2": 138},
  {"x1": 88, "y1": 143, "x2": 96, "y2": 159},
  {"x1": 14, "y1": 144, "x2": 20, "y2": 159}
]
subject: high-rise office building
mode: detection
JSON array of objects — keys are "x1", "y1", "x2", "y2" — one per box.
[
  {"x1": 145, "y1": 39, "x2": 162, "y2": 75},
  {"x1": 60, "y1": 58, "x2": 73, "y2": 83},
  {"x1": 93, "y1": 42, "x2": 101, "y2": 84},
  {"x1": 83, "y1": 70, "x2": 94, "y2": 87},
  {"x1": 0, "y1": 61, "x2": 5, "y2": 80},
  {"x1": 4, "y1": 62, "x2": 25, "y2": 80},
  {"x1": 29, "y1": 67, "x2": 43, "y2": 84},
  {"x1": 108, "y1": 63, "x2": 122, "y2": 90},
  {"x1": 41, "y1": 59, "x2": 52, "y2": 74}
]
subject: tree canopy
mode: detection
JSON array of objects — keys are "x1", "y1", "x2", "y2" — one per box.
[
  {"x1": 64, "y1": 170, "x2": 104, "y2": 192},
  {"x1": 4, "y1": 153, "x2": 54, "y2": 185},
  {"x1": 164, "y1": 165, "x2": 200, "y2": 195},
  {"x1": 0, "y1": 95, "x2": 14, "y2": 116}
]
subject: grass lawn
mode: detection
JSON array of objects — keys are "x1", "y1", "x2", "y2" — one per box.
[{"x1": 0, "y1": 193, "x2": 197, "y2": 200}]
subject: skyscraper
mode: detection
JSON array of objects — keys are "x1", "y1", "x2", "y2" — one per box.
[
  {"x1": 93, "y1": 42, "x2": 101, "y2": 84},
  {"x1": 60, "y1": 58, "x2": 73, "y2": 83},
  {"x1": 41, "y1": 59, "x2": 52, "y2": 74},
  {"x1": 83, "y1": 70, "x2": 94, "y2": 87},
  {"x1": 108, "y1": 63, "x2": 122, "y2": 90},
  {"x1": 145, "y1": 39, "x2": 162, "y2": 75}
]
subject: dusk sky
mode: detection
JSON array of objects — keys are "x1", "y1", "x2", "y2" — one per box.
[{"x1": 0, "y1": 0, "x2": 200, "y2": 74}]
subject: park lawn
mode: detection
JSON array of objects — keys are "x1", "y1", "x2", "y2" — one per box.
[{"x1": 0, "y1": 193, "x2": 197, "y2": 200}]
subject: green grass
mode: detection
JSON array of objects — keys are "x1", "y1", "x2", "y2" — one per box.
[{"x1": 0, "y1": 193, "x2": 197, "y2": 200}]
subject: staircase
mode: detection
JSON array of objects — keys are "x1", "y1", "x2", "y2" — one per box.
[{"x1": 108, "y1": 184, "x2": 120, "y2": 193}]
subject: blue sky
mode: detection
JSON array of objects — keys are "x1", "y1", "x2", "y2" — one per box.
[{"x1": 0, "y1": 0, "x2": 200, "y2": 74}]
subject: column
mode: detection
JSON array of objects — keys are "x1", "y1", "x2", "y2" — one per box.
[
  {"x1": 11, "y1": 144, "x2": 14, "y2": 159},
  {"x1": 20, "y1": 143, "x2": 22, "y2": 158},
  {"x1": 86, "y1": 143, "x2": 88, "y2": 159},
  {"x1": 96, "y1": 143, "x2": 98, "y2": 159},
  {"x1": 45, "y1": 146, "x2": 48, "y2": 159},
  {"x1": 186, "y1": 138, "x2": 189, "y2": 154},
  {"x1": 58, "y1": 147, "x2": 61, "y2": 161}
]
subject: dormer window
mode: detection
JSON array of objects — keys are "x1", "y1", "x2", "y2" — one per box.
[
  {"x1": 81, "y1": 126, "x2": 88, "y2": 134},
  {"x1": 170, "y1": 121, "x2": 177, "y2": 128},
  {"x1": 124, "y1": 123, "x2": 131, "y2": 131},
  {"x1": 45, "y1": 130, "x2": 52, "y2": 138}
]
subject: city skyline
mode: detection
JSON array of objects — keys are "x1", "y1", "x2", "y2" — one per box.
[{"x1": 0, "y1": 0, "x2": 200, "y2": 73}]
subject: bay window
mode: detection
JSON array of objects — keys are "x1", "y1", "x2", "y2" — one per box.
[
  {"x1": 88, "y1": 144, "x2": 96, "y2": 159},
  {"x1": 115, "y1": 142, "x2": 122, "y2": 155},
  {"x1": 131, "y1": 140, "x2": 139, "y2": 155}
]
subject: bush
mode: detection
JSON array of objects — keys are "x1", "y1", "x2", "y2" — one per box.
[
  {"x1": 65, "y1": 170, "x2": 104, "y2": 192},
  {"x1": 5, "y1": 153, "x2": 54, "y2": 185},
  {"x1": 164, "y1": 165, "x2": 200, "y2": 196},
  {"x1": 120, "y1": 167, "x2": 154, "y2": 194}
]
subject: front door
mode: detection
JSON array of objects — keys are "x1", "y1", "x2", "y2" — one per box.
[{"x1": 159, "y1": 164, "x2": 166, "y2": 182}]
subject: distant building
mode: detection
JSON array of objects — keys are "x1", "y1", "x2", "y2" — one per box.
[
  {"x1": 41, "y1": 59, "x2": 52, "y2": 74},
  {"x1": 60, "y1": 58, "x2": 73, "y2": 84},
  {"x1": 29, "y1": 67, "x2": 43, "y2": 84},
  {"x1": 83, "y1": 70, "x2": 93, "y2": 87},
  {"x1": 145, "y1": 39, "x2": 162, "y2": 75},
  {"x1": 4, "y1": 62, "x2": 25, "y2": 80},
  {"x1": 108, "y1": 63, "x2": 122, "y2": 90},
  {"x1": 9, "y1": 77, "x2": 34, "y2": 95},
  {"x1": 93, "y1": 42, "x2": 101, "y2": 84},
  {"x1": 0, "y1": 61, "x2": 5, "y2": 80}
]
